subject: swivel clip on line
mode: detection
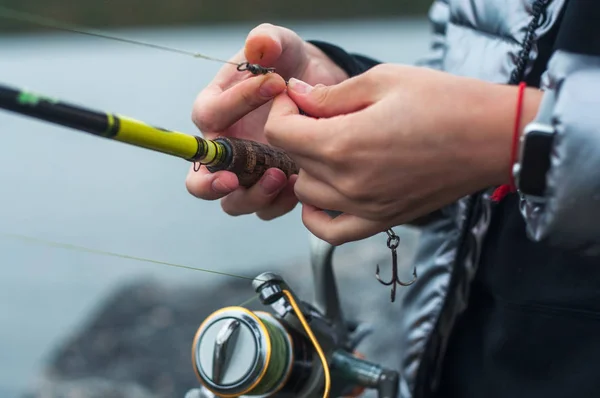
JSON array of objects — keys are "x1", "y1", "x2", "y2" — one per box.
[
  {"x1": 376, "y1": 228, "x2": 418, "y2": 302},
  {"x1": 237, "y1": 62, "x2": 276, "y2": 75}
]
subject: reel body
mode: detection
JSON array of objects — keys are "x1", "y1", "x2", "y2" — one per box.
[{"x1": 186, "y1": 236, "x2": 400, "y2": 398}]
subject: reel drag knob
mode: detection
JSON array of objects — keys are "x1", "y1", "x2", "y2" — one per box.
[{"x1": 192, "y1": 307, "x2": 295, "y2": 397}]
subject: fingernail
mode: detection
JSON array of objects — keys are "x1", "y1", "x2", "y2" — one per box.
[
  {"x1": 260, "y1": 173, "x2": 284, "y2": 195},
  {"x1": 212, "y1": 178, "x2": 233, "y2": 194},
  {"x1": 259, "y1": 79, "x2": 281, "y2": 97},
  {"x1": 288, "y1": 78, "x2": 313, "y2": 94}
]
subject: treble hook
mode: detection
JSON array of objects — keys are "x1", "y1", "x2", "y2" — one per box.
[{"x1": 375, "y1": 229, "x2": 417, "y2": 302}]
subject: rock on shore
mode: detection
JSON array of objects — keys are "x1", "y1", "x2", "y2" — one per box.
[{"x1": 23, "y1": 230, "x2": 420, "y2": 398}]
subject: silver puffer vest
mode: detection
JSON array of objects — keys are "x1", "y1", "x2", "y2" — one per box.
[{"x1": 396, "y1": 0, "x2": 600, "y2": 397}]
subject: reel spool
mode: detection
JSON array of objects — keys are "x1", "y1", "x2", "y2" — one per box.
[{"x1": 192, "y1": 307, "x2": 314, "y2": 397}]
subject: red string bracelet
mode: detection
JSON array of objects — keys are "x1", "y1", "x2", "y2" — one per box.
[{"x1": 491, "y1": 81, "x2": 527, "y2": 202}]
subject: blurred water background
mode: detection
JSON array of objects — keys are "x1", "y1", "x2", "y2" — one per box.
[{"x1": 0, "y1": 3, "x2": 432, "y2": 396}]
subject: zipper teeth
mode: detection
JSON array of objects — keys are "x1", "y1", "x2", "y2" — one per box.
[
  {"x1": 414, "y1": 1, "x2": 553, "y2": 396},
  {"x1": 510, "y1": 0, "x2": 551, "y2": 84}
]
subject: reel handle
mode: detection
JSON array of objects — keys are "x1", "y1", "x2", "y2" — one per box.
[
  {"x1": 331, "y1": 351, "x2": 399, "y2": 398},
  {"x1": 207, "y1": 137, "x2": 299, "y2": 188}
]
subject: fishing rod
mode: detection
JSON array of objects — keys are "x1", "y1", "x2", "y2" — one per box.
[{"x1": 0, "y1": 83, "x2": 298, "y2": 187}]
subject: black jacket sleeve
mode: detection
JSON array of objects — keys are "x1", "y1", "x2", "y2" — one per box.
[{"x1": 307, "y1": 40, "x2": 381, "y2": 77}]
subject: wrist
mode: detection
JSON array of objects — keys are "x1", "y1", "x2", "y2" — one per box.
[
  {"x1": 498, "y1": 85, "x2": 543, "y2": 187},
  {"x1": 461, "y1": 81, "x2": 543, "y2": 188}
]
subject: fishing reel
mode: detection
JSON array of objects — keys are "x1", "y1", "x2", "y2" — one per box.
[{"x1": 184, "y1": 235, "x2": 400, "y2": 398}]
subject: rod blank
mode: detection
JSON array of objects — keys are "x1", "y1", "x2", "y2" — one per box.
[{"x1": 0, "y1": 83, "x2": 299, "y2": 187}]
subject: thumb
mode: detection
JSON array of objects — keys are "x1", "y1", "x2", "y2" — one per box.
[
  {"x1": 286, "y1": 76, "x2": 376, "y2": 118},
  {"x1": 244, "y1": 24, "x2": 308, "y2": 78}
]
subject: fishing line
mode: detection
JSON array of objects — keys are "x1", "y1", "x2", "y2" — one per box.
[
  {"x1": 0, "y1": 5, "x2": 239, "y2": 67},
  {"x1": 2, "y1": 232, "x2": 275, "y2": 308},
  {"x1": 1, "y1": 232, "x2": 265, "y2": 282},
  {"x1": 246, "y1": 316, "x2": 291, "y2": 395},
  {"x1": 237, "y1": 294, "x2": 260, "y2": 308}
]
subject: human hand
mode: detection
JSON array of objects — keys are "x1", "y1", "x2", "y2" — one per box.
[
  {"x1": 185, "y1": 24, "x2": 348, "y2": 221},
  {"x1": 264, "y1": 64, "x2": 542, "y2": 245}
]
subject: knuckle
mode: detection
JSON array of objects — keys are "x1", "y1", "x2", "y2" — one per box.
[
  {"x1": 185, "y1": 171, "x2": 204, "y2": 198},
  {"x1": 321, "y1": 140, "x2": 345, "y2": 165},
  {"x1": 221, "y1": 186, "x2": 275, "y2": 217},
  {"x1": 368, "y1": 196, "x2": 401, "y2": 221},
  {"x1": 292, "y1": 176, "x2": 311, "y2": 204},
  {"x1": 364, "y1": 202, "x2": 389, "y2": 221},
  {"x1": 362, "y1": 65, "x2": 380, "y2": 82},
  {"x1": 310, "y1": 85, "x2": 331, "y2": 106},
  {"x1": 185, "y1": 177, "x2": 198, "y2": 198},
  {"x1": 239, "y1": 88, "x2": 264, "y2": 109},
  {"x1": 257, "y1": 198, "x2": 297, "y2": 221},
  {"x1": 220, "y1": 197, "x2": 244, "y2": 217},
  {"x1": 336, "y1": 177, "x2": 359, "y2": 200},
  {"x1": 192, "y1": 99, "x2": 220, "y2": 133},
  {"x1": 329, "y1": 238, "x2": 343, "y2": 247},
  {"x1": 336, "y1": 175, "x2": 371, "y2": 202},
  {"x1": 263, "y1": 118, "x2": 278, "y2": 143},
  {"x1": 370, "y1": 63, "x2": 393, "y2": 76},
  {"x1": 320, "y1": 230, "x2": 343, "y2": 247},
  {"x1": 256, "y1": 211, "x2": 275, "y2": 221},
  {"x1": 364, "y1": 64, "x2": 395, "y2": 88},
  {"x1": 257, "y1": 207, "x2": 285, "y2": 221},
  {"x1": 292, "y1": 189, "x2": 306, "y2": 207}
]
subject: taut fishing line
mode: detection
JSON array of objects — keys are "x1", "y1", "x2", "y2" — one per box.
[
  {"x1": 0, "y1": 5, "x2": 261, "y2": 70},
  {"x1": 1, "y1": 232, "x2": 258, "y2": 280},
  {"x1": 1, "y1": 232, "x2": 267, "y2": 306}
]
